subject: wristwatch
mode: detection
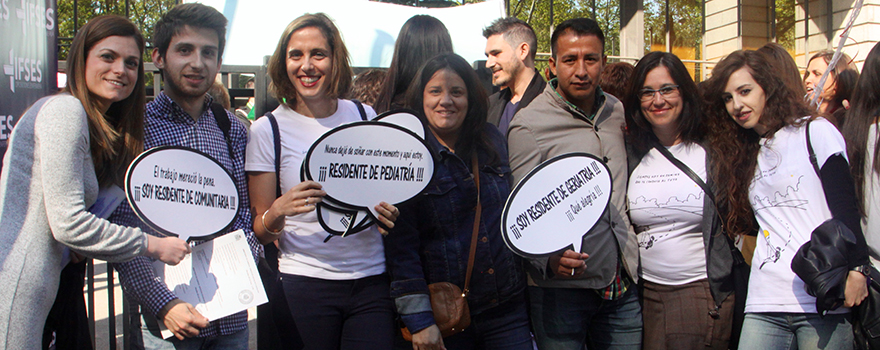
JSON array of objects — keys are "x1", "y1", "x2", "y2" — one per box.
[
  {"x1": 852, "y1": 264, "x2": 873, "y2": 283},
  {"x1": 853, "y1": 264, "x2": 871, "y2": 275}
]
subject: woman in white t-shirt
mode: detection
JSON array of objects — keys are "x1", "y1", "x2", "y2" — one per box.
[
  {"x1": 844, "y1": 42, "x2": 880, "y2": 267},
  {"x1": 623, "y1": 52, "x2": 739, "y2": 349},
  {"x1": 245, "y1": 13, "x2": 399, "y2": 349},
  {"x1": 704, "y1": 49, "x2": 869, "y2": 349}
]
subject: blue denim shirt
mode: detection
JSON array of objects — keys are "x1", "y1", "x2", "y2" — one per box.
[{"x1": 385, "y1": 123, "x2": 526, "y2": 333}]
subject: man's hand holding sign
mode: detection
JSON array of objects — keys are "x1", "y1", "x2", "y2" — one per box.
[
  {"x1": 501, "y1": 153, "x2": 612, "y2": 278},
  {"x1": 126, "y1": 147, "x2": 268, "y2": 339}
]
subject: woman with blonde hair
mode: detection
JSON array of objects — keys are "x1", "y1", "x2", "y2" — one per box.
[{"x1": 0, "y1": 15, "x2": 189, "y2": 349}]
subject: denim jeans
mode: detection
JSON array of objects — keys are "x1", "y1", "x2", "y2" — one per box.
[
  {"x1": 737, "y1": 312, "x2": 852, "y2": 350},
  {"x1": 140, "y1": 325, "x2": 248, "y2": 350},
  {"x1": 441, "y1": 296, "x2": 532, "y2": 350},
  {"x1": 529, "y1": 286, "x2": 642, "y2": 350},
  {"x1": 281, "y1": 273, "x2": 395, "y2": 350}
]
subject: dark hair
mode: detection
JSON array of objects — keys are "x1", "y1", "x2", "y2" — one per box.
[
  {"x1": 829, "y1": 68, "x2": 859, "y2": 126},
  {"x1": 347, "y1": 69, "x2": 387, "y2": 106},
  {"x1": 405, "y1": 53, "x2": 494, "y2": 165},
  {"x1": 375, "y1": 15, "x2": 453, "y2": 113},
  {"x1": 844, "y1": 42, "x2": 880, "y2": 213},
  {"x1": 624, "y1": 52, "x2": 702, "y2": 157},
  {"x1": 267, "y1": 13, "x2": 352, "y2": 109},
  {"x1": 757, "y1": 43, "x2": 807, "y2": 98},
  {"x1": 551, "y1": 18, "x2": 605, "y2": 59},
  {"x1": 703, "y1": 50, "x2": 813, "y2": 237},
  {"x1": 483, "y1": 17, "x2": 538, "y2": 60},
  {"x1": 64, "y1": 15, "x2": 145, "y2": 188},
  {"x1": 153, "y1": 3, "x2": 227, "y2": 59},
  {"x1": 599, "y1": 61, "x2": 634, "y2": 99}
]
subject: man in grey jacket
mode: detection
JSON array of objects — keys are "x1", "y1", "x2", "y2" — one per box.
[{"x1": 507, "y1": 18, "x2": 641, "y2": 350}]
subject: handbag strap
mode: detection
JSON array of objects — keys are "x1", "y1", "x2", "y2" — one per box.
[
  {"x1": 651, "y1": 142, "x2": 744, "y2": 260},
  {"x1": 805, "y1": 119, "x2": 821, "y2": 177},
  {"x1": 652, "y1": 141, "x2": 716, "y2": 205},
  {"x1": 462, "y1": 155, "x2": 481, "y2": 297}
]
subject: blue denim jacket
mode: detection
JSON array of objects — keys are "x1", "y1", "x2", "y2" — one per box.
[{"x1": 384, "y1": 123, "x2": 526, "y2": 333}]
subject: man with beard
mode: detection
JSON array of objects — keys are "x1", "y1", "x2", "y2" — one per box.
[
  {"x1": 483, "y1": 17, "x2": 545, "y2": 137},
  {"x1": 108, "y1": 3, "x2": 262, "y2": 349}
]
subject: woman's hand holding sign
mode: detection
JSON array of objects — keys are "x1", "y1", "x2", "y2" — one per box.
[
  {"x1": 274, "y1": 181, "x2": 327, "y2": 217},
  {"x1": 548, "y1": 250, "x2": 589, "y2": 278},
  {"x1": 374, "y1": 202, "x2": 400, "y2": 236}
]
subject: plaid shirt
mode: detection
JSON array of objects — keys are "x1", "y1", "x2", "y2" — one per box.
[{"x1": 109, "y1": 92, "x2": 262, "y2": 337}]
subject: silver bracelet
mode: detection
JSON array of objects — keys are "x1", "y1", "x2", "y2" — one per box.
[{"x1": 261, "y1": 209, "x2": 284, "y2": 235}]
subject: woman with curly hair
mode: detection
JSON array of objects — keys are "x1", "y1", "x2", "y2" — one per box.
[{"x1": 704, "y1": 50, "x2": 869, "y2": 349}]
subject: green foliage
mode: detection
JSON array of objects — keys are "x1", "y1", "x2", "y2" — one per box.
[
  {"x1": 57, "y1": 0, "x2": 177, "y2": 61},
  {"x1": 643, "y1": 0, "x2": 702, "y2": 57},
  {"x1": 508, "y1": 0, "x2": 622, "y2": 59},
  {"x1": 775, "y1": 0, "x2": 795, "y2": 51},
  {"x1": 56, "y1": 0, "x2": 177, "y2": 87},
  {"x1": 370, "y1": 0, "x2": 480, "y2": 6}
]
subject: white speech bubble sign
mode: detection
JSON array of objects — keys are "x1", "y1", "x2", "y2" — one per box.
[
  {"x1": 373, "y1": 110, "x2": 425, "y2": 139},
  {"x1": 303, "y1": 121, "x2": 434, "y2": 222},
  {"x1": 125, "y1": 146, "x2": 239, "y2": 241},
  {"x1": 501, "y1": 153, "x2": 612, "y2": 258}
]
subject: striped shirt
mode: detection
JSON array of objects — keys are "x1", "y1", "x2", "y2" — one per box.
[{"x1": 109, "y1": 92, "x2": 262, "y2": 337}]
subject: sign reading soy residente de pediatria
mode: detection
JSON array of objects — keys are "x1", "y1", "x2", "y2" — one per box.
[
  {"x1": 501, "y1": 153, "x2": 612, "y2": 258},
  {"x1": 302, "y1": 110, "x2": 434, "y2": 237},
  {"x1": 125, "y1": 146, "x2": 239, "y2": 242}
]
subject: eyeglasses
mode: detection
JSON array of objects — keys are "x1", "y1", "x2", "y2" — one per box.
[{"x1": 639, "y1": 85, "x2": 680, "y2": 102}]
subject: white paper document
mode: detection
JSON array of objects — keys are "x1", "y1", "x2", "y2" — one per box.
[{"x1": 151, "y1": 229, "x2": 266, "y2": 338}]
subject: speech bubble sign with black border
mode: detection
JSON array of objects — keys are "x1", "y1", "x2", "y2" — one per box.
[
  {"x1": 501, "y1": 152, "x2": 612, "y2": 258},
  {"x1": 302, "y1": 121, "x2": 435, "y2": 225},
  {"x1": 125, "y1": 146, "x2": 238, "y2": 242}
]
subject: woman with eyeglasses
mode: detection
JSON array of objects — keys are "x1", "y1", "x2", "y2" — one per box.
[{"x1": 624, "y1": 52, "x2": 740, "y2": 350}]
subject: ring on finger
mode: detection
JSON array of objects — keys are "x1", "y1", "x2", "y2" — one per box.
[{"x1": 305, "y1": 197, "x2": 310, "y2": 205}]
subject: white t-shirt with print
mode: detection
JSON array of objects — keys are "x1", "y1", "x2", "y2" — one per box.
[
  {"x1": 629, "y1": 142, "x2": 708, "y2": 285},
  {"x1": 745, "y1": 117, "x2": 847, "y2": 314},
  {"x1": 245, "y1": 100, "x2": 386, "y2": 280}
]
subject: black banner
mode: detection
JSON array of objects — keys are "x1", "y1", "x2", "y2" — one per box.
[{"x1": 0, "y1": 0, "x2": 57, "y2": 170}]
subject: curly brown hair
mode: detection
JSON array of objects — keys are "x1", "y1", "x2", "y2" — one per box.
[{"x1": 702, "y1": 50, "x2": 813, "y2": 237}]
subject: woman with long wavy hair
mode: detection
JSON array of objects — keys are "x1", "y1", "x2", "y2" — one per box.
[
  {"x1": 704, "y1": 49, "x2": 868, "y2": 349},
  {"x1": 0, "y1": 15, "x2": 189, "y2": 349}
]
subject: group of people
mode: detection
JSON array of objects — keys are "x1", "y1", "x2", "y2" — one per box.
[{"x1": 2, "y1": 3, "x2": 880, "y2": 350}]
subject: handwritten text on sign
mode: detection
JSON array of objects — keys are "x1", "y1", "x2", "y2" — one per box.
[
  {"x1": 501, "y1": 153, "x2": 612, "y2": 258},
  {"x1": 303, "y1": 121, "x2": 434, "y2": 221},
  {"x1": 126, "y1": 146, "x2": 238, "y2": 241}
]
